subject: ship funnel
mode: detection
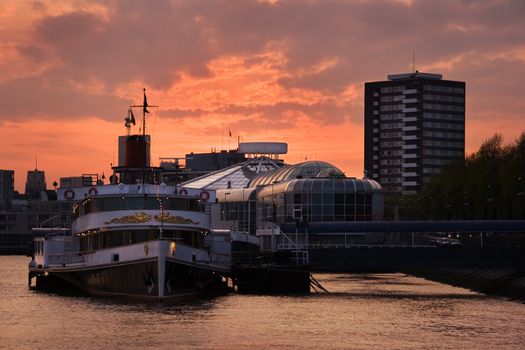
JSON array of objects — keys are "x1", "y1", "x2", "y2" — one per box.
[{"x1": 124, "y1": 135, "x2": 150, "y2": 167}]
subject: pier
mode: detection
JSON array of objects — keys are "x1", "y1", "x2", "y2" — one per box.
[
  {"x1": 238, "y1": 220, "x2": 525, "y2": 297},
  {"x1": 277, "y1": 220, "x2": 525, "y2": 271}
]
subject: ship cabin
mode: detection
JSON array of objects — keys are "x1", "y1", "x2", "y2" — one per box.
[{"x1": 72, "y1": 194, "x2": 208, "y2": 252}]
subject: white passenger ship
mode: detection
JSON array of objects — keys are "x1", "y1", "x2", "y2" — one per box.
[{"x1": 28, "y1": 91, "x2": 233, "y2": 301}]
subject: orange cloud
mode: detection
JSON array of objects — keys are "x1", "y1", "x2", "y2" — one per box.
[{"x1": 1, "y1": 0, "x2": 524, "y2": 193}]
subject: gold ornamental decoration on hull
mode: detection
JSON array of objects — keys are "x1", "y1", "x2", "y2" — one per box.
[
  {"x1": 154, "y1": 213, "x2": 199, "y2": 225},
  {"x1": 104, "y1": 212, "x2": 151, "y2": 224},
  {"x1": 104, "y1": 212, "x2": 199, "y2": 225}
]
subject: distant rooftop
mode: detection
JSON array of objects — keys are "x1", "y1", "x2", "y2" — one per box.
[
  {"x1": 238, "y1": 142, "x2": 287, "y2": 155},
  {"x1": 388, "y1": 71, "x2": 442, "y2": 81}
]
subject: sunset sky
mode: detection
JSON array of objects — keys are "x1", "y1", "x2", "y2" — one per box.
[{"x1": 1, "y1": 0, "x2": 524, "y2": 192}]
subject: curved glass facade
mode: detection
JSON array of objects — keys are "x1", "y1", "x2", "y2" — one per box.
[
  {"x1": 257, "y1": 178, "x2": 382, "y2": 224},
  {"x1": 216, "y1": 188, "x2": 257, "y2": 234},
  {"x1": 213, "y1": 160, "x2": 384, "y2": 238}
]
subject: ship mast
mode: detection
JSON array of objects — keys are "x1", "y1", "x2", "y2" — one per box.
[
  {"x1": 129, "y1": 88, "x2": 158, "y2": 186},
  {"x1": 130, "y1": 88, "x2": 158, "y2": 138}
]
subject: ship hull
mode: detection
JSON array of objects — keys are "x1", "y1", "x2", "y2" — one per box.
[{"x1": 30, "y1": 257, "x2": 228, "y2": 301}]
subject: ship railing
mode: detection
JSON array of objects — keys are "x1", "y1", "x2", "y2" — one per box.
[
  {"x1": 209, "y1": 252, "x2": 232, "y2": 266},
  {"x1": 277, "y1": 243, "x2": 438, "y2": 250},
  {"x1": 47, "y1": 252, "x2": 86, "y2": 265},
  {"x1": 161, "y1": 237, "x2": 185, "y2": 242}
]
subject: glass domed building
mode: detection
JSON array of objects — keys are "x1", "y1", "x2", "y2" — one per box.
[
  {"x1": 249, "y1": 161, "x2": 382, "y2": 223},
  {"x1": 182, "y1": 158, "x2": 384, "y2": 250},
  {"x1": 193, "y1": 160, "x2": 385, "y2": 249}
]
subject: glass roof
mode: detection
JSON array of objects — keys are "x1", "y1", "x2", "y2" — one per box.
[
  {"x1": 248, "y1": 161, "x2": 345, "y2": 187},
  {"x1": 182, "y1": 156, "x2": 285, "y2": 190}
]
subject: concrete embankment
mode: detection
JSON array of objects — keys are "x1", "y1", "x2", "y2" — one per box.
[{"x1": 410, "y1": 268, "x2": 525, "y2": 301}]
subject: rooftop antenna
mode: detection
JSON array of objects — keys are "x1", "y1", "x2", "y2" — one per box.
[
  {"x1": 412, "y1": 49, "x2": 416, "y2": 73},
  {"x1": 35, "y1": 153, "x2": 38, "y2": 171}
]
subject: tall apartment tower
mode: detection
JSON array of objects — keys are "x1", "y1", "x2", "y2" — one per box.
[{"x1": 364, "y1": 72, "x2": 465, "y2": 194}]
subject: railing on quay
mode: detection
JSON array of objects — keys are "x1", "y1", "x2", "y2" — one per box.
[{"x1": 277, "y1": 243, "x2": 438, "y2": 250}]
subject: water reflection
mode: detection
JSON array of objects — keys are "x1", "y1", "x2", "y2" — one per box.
[{"x1": 2, "y1": 256, "x2": 525, "y2": 350}]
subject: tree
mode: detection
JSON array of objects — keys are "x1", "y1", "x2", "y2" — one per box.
[{"x1": 386, "y1": 132, "x2": 525, "y2": 220}]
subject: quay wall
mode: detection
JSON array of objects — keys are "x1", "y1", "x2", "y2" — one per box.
[
  {"x1": 411, "y1": 268, "x2": 525, "y2": 301},
  {"x1": 307, "y1": 247, "x2": 525, "y2": 272},
  {"x1": 306, "y1": 247, "x2": 525, "y2": 300}
]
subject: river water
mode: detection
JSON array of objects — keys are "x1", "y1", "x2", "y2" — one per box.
[{"x1": 1, "y1": 255, "x2": 524, "y2": 349}]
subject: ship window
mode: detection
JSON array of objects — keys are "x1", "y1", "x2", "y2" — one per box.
[
  {"x1": 134, "y1": 230, "x2": 149, "y2": 243},
  {"x1": 189, "y1": 199, "x2": 204, "y2": 212},
  {"x1": 84, "y1": 200, "x2": 93, "y2": 215},
  {"x1": 125, "y1": 197, "x2": 144, "y2": 210},
  {"x1": 167, "y1": 198, "x2": 190, "y2": 211},
  {"x1": 93, "y1": 199, "x2": 103, "y2": 213},
  {"x1": 110, "y1": 231, "x2": 123, "y2": 246},
  {"x1": 149, "y1": 230, "x2": 159, "y2": 240},
  {"x1": 103, "y1": 197, "x2": 122, "y2": 211},
  {"x1": 145, "y1": 197, "x2": 160, "y2": 209}
]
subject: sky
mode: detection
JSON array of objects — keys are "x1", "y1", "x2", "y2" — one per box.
[{"x1": 1, "y1": 0, "x2": 524, "y2": 192}]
